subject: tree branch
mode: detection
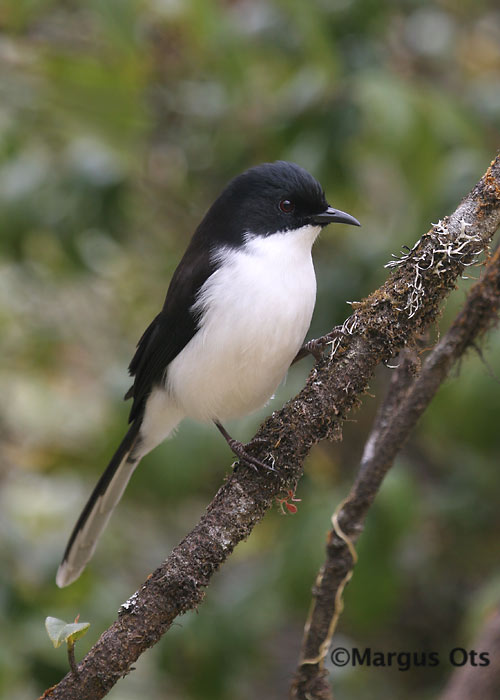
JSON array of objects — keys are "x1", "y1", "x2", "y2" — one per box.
[
  {"x1": 291, "y1": 241, "x2": 500, "y2": 699},
  {"x1": 40, "y1": 156, "x2": 500, "y2": 699}
]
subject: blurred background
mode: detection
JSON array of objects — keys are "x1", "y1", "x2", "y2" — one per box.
[{"x1": 1, "y1": 1, "x2": 500, "y2": 698}]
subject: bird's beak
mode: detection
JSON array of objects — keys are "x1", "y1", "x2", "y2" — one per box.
[{"x1": 312, "y1": 206, "x2": 361, "y2": 227}]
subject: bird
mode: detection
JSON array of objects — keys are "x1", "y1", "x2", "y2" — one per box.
[{"x1": 56, "y1": 160, "x2": 360, "y2": 587}]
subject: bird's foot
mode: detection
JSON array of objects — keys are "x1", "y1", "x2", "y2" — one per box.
[
  {"x1": 295, "y1": 328, "x2": 344, "y2": 364},
  {"x1": 302, "y1": 338, "x2": 328, "y2": 362},
  {"x1": 228, "y1": 437, "x2": 276, "y2": 472},
  {"x1": 215, "y1": 422, "x2": 275, "y2": 472}
]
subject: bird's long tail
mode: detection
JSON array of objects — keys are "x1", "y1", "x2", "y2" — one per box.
[{"x1": 56, "y1": 420, "x2": 144, "y2": 588}]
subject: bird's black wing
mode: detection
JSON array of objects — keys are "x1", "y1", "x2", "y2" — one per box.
[{"x1": 125, "y1": 238, "x2": 217, "y2": 423}]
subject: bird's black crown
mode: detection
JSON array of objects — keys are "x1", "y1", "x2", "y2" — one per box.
[{"x1": 198, "y1": 161, "x2": 330, "y2": 246}]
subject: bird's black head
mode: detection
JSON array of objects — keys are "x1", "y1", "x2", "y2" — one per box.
[{"x1": 196, "y1": 161, "x2": 360, "y2": 247}]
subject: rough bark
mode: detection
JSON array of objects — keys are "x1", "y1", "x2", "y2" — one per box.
[{"x1": 40, "y1": 156, "x2": 500, "y2": 699}]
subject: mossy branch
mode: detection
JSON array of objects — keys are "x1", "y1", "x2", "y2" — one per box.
[{"x1": 39, "y1": 155, "x2": 500, "y2": 700}]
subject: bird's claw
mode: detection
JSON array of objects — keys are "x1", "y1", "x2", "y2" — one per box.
[
  {"x1": 229, "y1": 438, "x2": 275, "y2": 472},
  {"x1": 303, "y1": 328, "x2": 343, "y2": 362}
]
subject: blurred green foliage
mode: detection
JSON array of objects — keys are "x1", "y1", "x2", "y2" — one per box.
[{"x1": 1, "y1": 1, "x2": 499, "y2": 698}]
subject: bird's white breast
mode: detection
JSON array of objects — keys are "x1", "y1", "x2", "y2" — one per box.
[{"x1": 166, "y1": 224, "x2": 321, "y2": 422}]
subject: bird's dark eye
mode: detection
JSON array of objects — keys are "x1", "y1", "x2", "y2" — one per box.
[{"x1": 279, "y1": 199, "x2": 295, "y2": 213}]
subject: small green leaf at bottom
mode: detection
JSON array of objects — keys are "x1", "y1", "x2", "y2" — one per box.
[{"x1": 45, "y1": 616, "x2": 90, "y2": 648}]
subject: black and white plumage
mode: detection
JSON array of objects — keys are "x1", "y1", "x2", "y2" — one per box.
[{"x1": 56, "y1": 161, "x2": 360, "y2": 587}]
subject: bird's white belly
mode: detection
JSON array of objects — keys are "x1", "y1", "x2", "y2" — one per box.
[{"x1": 166, "y1": 226, "x2": 319, "y2": 422}]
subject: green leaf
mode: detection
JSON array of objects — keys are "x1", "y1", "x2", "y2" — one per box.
[{"x1": 45, "y1": 616, "x2": 90, "y2": 649}]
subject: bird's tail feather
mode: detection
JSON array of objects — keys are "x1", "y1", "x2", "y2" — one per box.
[{"x1": 56, "y1": 420, "x2": 142, "y2": 588}]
